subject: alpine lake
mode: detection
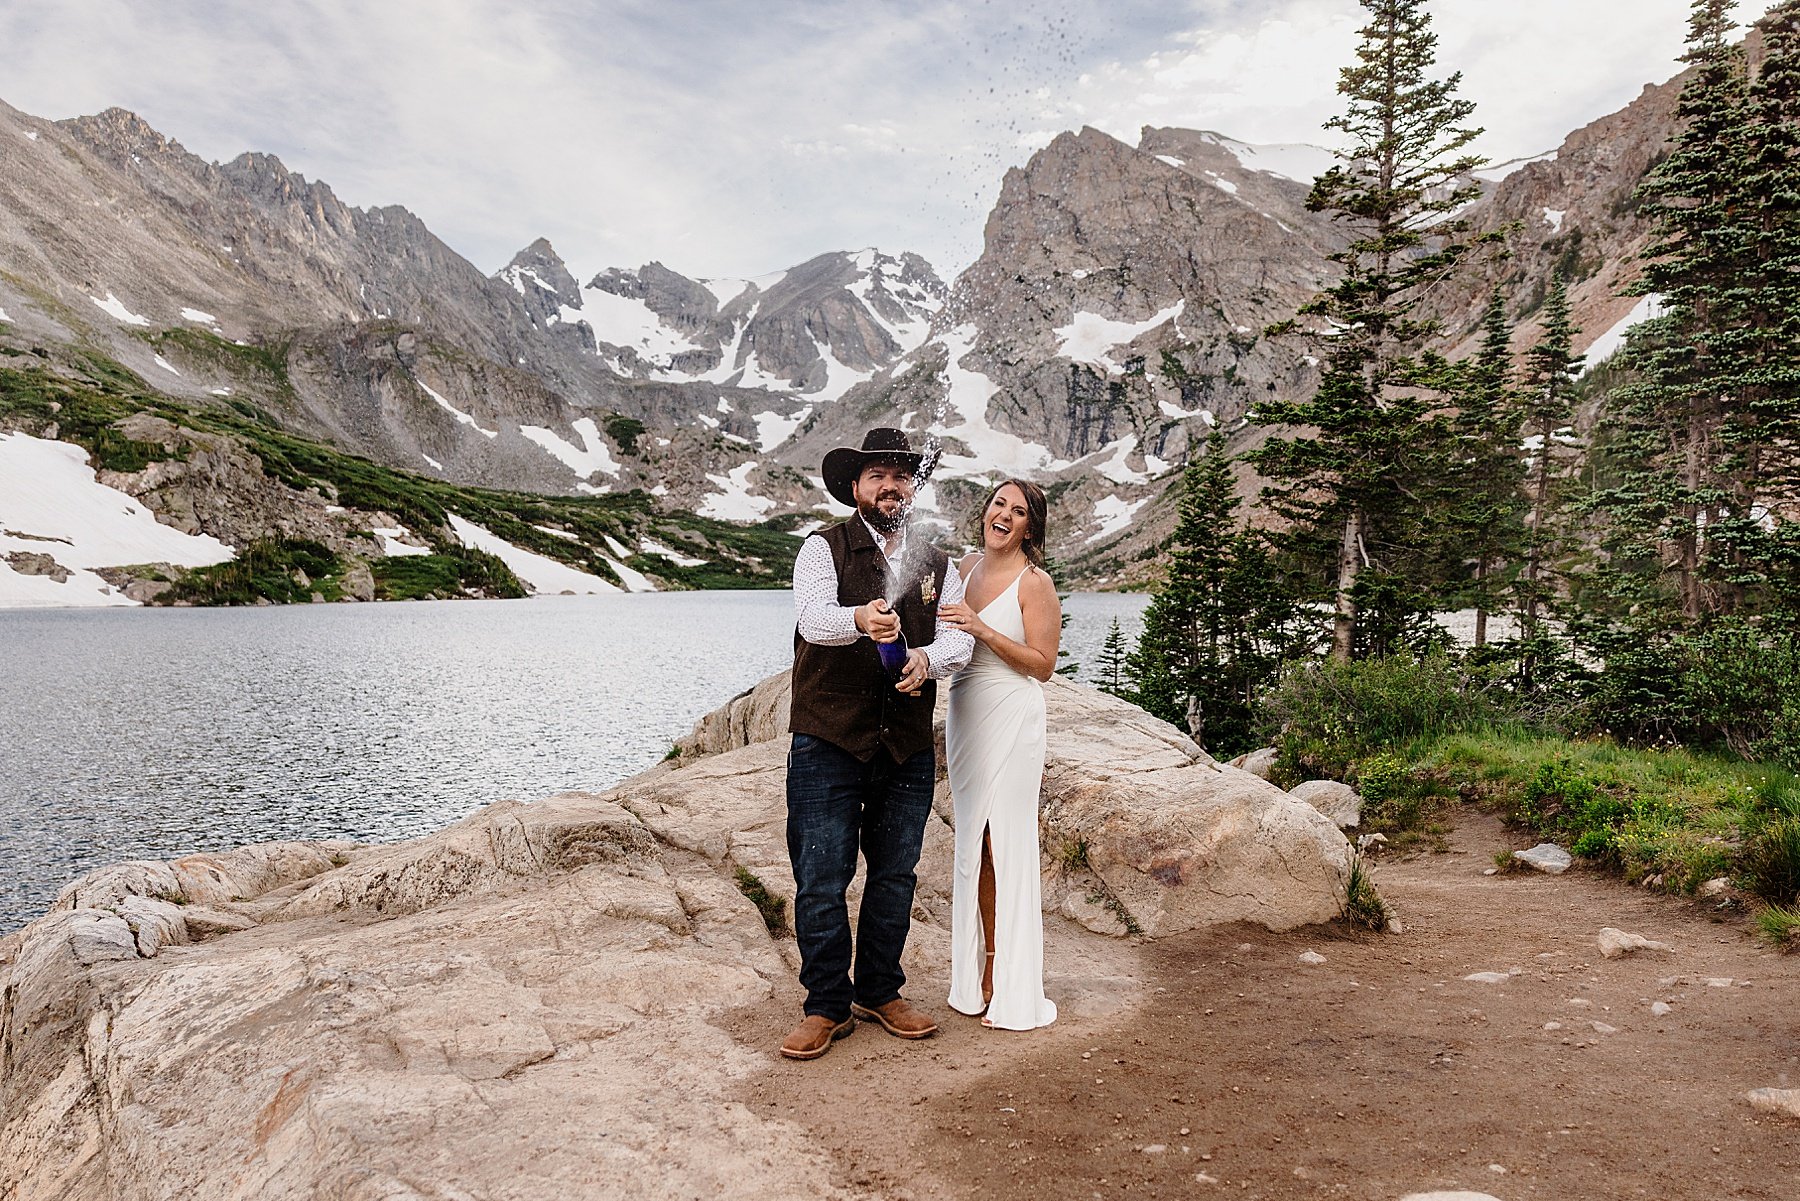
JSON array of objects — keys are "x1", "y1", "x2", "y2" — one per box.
[{"x1": 0, "y1": 590, "x2": 1149, "y2": 930}]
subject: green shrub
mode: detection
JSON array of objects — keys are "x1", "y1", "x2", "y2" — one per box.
[
  {"x1": 1584, "y1": 622, "x2": 1800, "y2": 770},
  {"x1": 1743, "y1": 817, "x2": 1800, "y2": 904},
  {"x1": 371, "y1": 549, "x2": 526, "y2": 601},
  {"x1": 162, "y1": 538, "x2": 343, "y2": 606},
  {"x1": 1261, "y1": 652, "x2": 1513, "y2": 782},
  {"x1": 604, "y1": 414, "x2": 646, "y2": 455}
]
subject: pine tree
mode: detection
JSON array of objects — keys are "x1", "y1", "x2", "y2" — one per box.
[
  {"x1": 1515, "y1": 273, "x2": 1584, "y2": 645},
  {"x1": 1591, "y1": 0, "x2": 1748, "y2": 626},
  {"x1": 1714, "y1": 0, "x2": 1800, "y2": 617},
  {"x1": 1251, "y1": 0, "x2": 1494, "y2": 662},
  {"x1": 1126, "y1": 432, "x2": 1299, "y2": 754},
  {"x1": 1095, "y1": 618, "x2": 1130, "y2": 698},
  {"x1": 1442, "y1": 289, "x2": 1528, "y2": 647}
]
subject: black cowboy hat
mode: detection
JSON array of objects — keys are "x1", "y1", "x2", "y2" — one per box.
[{"x1": 821, "y1": 427, "x2": 927, "y2": 508}]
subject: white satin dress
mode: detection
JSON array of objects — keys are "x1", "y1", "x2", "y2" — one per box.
[{"x1": 945, "y1": 565, "x2": 1057, "y2": 1030}]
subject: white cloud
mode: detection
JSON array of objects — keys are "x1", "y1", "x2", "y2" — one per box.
[{"x1": 0, "y1": 0, "x2": 1777, "y2": 283}]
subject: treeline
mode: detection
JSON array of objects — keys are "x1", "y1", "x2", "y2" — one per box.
[{"x1": 1114, "y1": 0, "x2": 1800, "y2": 772}]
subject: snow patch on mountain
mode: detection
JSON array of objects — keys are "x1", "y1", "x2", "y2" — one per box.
[
  {"x1": 519, "y1": 417, "x2": 620, "y2": 479},
  {"x1": 1087, "y1": 495, "x2": 1147, "y2": 544},
  {"x1": 180, "y1": 308, "x2": 217, "y2": 324},
  {"x1": 91, "y1": 293, "x2": 150, "y2": 326},
  {"x1": 448, "y1": 514, "x2": 620, "y2": 594},
  {"x1": 641, "y1": 537, "x2": 708, "y2": 567},
  {"x1": 699, "y1": 462, "x2": 774, "y2": 521},
  {"x1": 1199, "y1": 134, "x2": 1338, "y2": 185},
  {"x1": 416, "y1": 379, "x2": 499, "y2": 439},
  {"x1": 0, "y1": 432, "x2": 234, "y2": 607},
  {"x1": 579, "y1": 287, "x2": 704, "y2": 361},
  {"x1": 371, "y1": 525, "x2": 431, "y2": 557},
  {"x1": 810, "y1": 339, "x2": 873, "y2": 402},
  {"x1": 1055, "y1": 301, "x2": 1186, "y2": 374},
  {"x1": 1092, "y1": 435, "x2": 1150, "y2": 485},
  {"x1": 754, "y1": 406, "x2": 812, "y2": 452},
  {"x1": 928, "y1": 326, "x2": 1071, "y2": 480},
  {"x1": 1582, "y1": 294, "x2": 1665, "y2": 373},
  {"x1": 153, "y1": 355, "x2": 180, "y2": 376}
]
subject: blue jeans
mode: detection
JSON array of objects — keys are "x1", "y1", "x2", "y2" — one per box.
[{"x1": 785, "y1": 733, "x2": 935, "y2": 1020}]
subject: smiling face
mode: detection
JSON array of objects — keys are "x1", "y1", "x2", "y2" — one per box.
[
  {"x1": 982, "y1": 483, "x2": 1031, "y2": 555},
  {"x1": 853, "y1": 459, "x2": 916, "y2": 534}
]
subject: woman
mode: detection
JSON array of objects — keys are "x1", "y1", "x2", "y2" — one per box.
[{"x1": 938, "y1": 479, "x2": 1060, "y2": 1031}]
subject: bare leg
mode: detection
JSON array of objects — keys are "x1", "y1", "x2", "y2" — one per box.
[{"x1": 980, "y1": 827, "x2": 996, "y2": 1004}]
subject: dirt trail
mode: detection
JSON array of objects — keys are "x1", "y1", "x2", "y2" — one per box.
[{"x1": 729, "y1": 811, "x2": 1800, "y2": 1200}]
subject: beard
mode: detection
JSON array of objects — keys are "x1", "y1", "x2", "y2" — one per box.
[{"x1": 859, "y1": 492, "x2": 910, "y2": 534}]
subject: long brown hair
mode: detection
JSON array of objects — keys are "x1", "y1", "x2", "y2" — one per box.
[{"x1": 972, "y1": 479, "x2": 1049, "y2": 568}]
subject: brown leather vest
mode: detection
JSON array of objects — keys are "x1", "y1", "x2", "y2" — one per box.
[{"x1": 789, "y1": 519, "x2": 950, "y2": 763}]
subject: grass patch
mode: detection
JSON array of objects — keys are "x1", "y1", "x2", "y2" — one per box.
[
  {"x1": 1339, "y1": 855, "x2": 1389, "y2": 930},
  {"x1": 1406, "y1": 729, "x2": 1799, "y2": 898},
  {"x1": 733, "y1": 867, "x2": 789, "y2": 937},
  {"x1": 1056, "y1": 836, "x2": 1091, "y2": 872},
  {"x1": 1755, "y1": 903, "x2": 1800, "y2": 952}
]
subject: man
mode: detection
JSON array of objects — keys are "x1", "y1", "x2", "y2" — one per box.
[{"x1": 781, "y1": 427, "x2": 975, "y2": 1060}]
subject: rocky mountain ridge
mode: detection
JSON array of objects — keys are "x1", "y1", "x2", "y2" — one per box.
[{"x1": 0, "y1": 37, "x2": 1720, "y2": 595}]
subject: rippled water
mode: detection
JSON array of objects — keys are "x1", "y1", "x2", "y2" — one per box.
[{"x1": 0, "y1": 590, "x2": 1146, "y2": 930}]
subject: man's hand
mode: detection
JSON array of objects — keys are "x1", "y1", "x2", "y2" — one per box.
[
  {"x1": 856, "y1": 598, "x2": 901, "y2": 643},
  {"x1": 894, "y1": 647, "x2": 929, "y2": 695}
]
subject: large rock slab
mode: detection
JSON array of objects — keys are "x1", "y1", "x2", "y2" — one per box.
[
  {"x1": 0, "y1": 673, "x2": 1349, "y2": 1200},
  {"x1": 667, "y1": 671, "x2": 1351, "y2": 938}
]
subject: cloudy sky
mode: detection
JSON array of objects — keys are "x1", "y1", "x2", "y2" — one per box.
[{"x1": 0, "y1": 1, "x2": 1779, "y2": 281}]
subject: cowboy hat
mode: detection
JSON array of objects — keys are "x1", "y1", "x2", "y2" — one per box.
[{"x1": 821, "y1": 427, "x2": 927, "y2": 508}]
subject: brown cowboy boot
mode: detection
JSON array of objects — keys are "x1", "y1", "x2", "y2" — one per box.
[
  {"x1": 780, "y1": 1014, "x2": 856, "y2": 1060},
  {"x1": 850, "y1": 997, "x2": 939, "y2": 1039}
]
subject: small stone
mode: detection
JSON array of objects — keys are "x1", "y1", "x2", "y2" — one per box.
[
  {"x1": 1568, "y1": 997, "x2": 1592, "y2": 1007},
  {"x1": 1385, "y1": 916, "x2": 1405, "y2": 935},
  {"x1": 1590, "y1": 1021, "x2": 1618, "y2": 1035},
  {"x1": 1698, "y1": 877, "x2": 1730, "y2": 897},
  {"x1": 1399, "y1": 1193, "x2": 1505, "y2": 1201},
  {"x1": 1298, "y1": 951, "x2": 1327, "y2": 965},
  {"x1": 1746, "y1": 1088, "x2": 1800, "y2": 1119},
  {"x1": 1650, "y1": 1001, "x2": 1672, "y2": 1017},
  {"x1": 1598, "y1": 927, "x2": 1673, "y2": 959},
  {"x1": 1513, "y1": 843, "x2": 1574, "y2": 874},
  {"x1": 1195, "y1": 1172, "x2": 1219, "y2": 1184},
  {"x1": 1487, "y1": 1163, "x2": 1507, "y2": 1174},
  {"x1": 1463, "y1": 971, "x2": 1511, "y2": 984},
  {"x1": 1543, "y1": 1021, "x2": 1564, "y2": 1031},
  {"x1": 1703, "y1": 977, "x2": 1735, "y2": 988},
  {"x1": 1141, "y1": 1144, "x2": 1167, "y2": 1154},
  {"x1": 1483, "y1": 867, "x2": 1499, "y2": 876}
]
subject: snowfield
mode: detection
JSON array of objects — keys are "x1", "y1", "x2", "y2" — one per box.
[
  {"x1": 1055, "y1": 301, "x2": 1185, "y2": 375},
  {"x1": 448, "y1": 514, "x2": 620, "y2": 595},
  {"x1": 0, "y1": 433, "x2": 234, "y2": 607}
]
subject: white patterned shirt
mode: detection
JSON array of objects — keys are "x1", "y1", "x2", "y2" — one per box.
[{"x1": 792, "y1": 517, "x2": 974, "y2": 678}]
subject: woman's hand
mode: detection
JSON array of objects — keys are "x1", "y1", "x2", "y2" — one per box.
[{"x1": 939, "y1": 600, "x2": 991, "y2": 642}]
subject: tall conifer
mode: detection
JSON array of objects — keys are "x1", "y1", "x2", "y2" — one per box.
[
  {"x1": 1126, "y1": 432, "x2": 1296, "y2": 754},
  {"x1": 1592, "y1": 0, "x2": 1747, "y2": 625},
  {"x1": 1251, "y1": 0, "x2": 1493, "y2": 661},
  {"x1": 1516, "y1": 273, "x2": 1584, "y2": 644},
  {"x1": 1444, "y1": 289, "x2": 1528, "y2": 647}
]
